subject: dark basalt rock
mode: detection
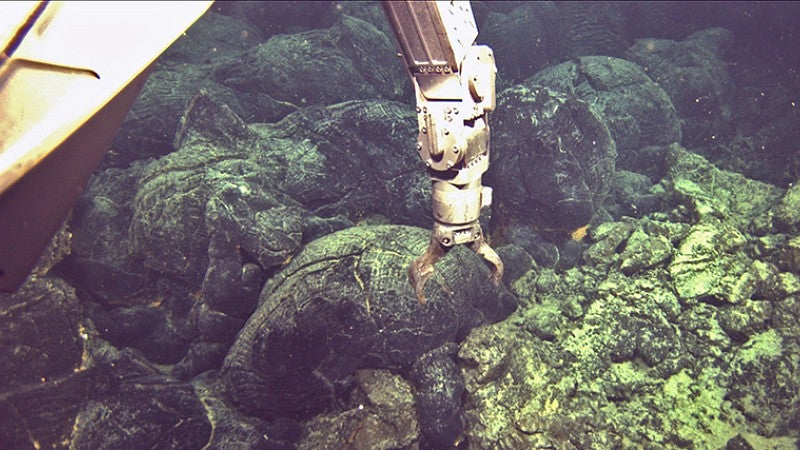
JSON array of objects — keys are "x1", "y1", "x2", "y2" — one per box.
[
  {"x1": 505, "y1": 224, "x2": 585, "y2": 273},
  {"x1": 0, "y1": 277, "x2": 210, "y2": 449},
  {"x1": 63, "y1": 91, "x2": 431, "y2": 367},
  {"x1": 336, "y1": 1, "x2": 394, "y2": 38},
  {"x1": 129, "y1": 92, "x2": 308, "y2": 290},
  {"x1": 0, "y1": 276, "x2": 93, "y2": 449},
  {"x1": 410, "y1": 343, "x2": 467, "y2": 448},
  {"x1": 57, "y1": 160, "x2": 151, "y2": 301},
  {"x1": 478, "y1": 2, "x2": 563, "y2": 84},
  {"x1": 299, "y1": 369, "x2": 420, "y2": 449},
  {"x1": 106, "y1": 10, "x2": 263, "y2": 169},
  {"x1": 663, "y1": 144, "x2": 781, "y2": 232},
  {"x1": 769, "y1": 182, "x2": 800, "y2": 235},
  {"x1": 171, "y1": 340, "x2": 231, "y2": 381},
  {"x1": 555, "y1": 2, "x2": 628, "y2": 59},
  {"x1": 489, "y1": 85, "x2": 616, "y2": 232},
  {"x1": 66, "y1": 340, "x2": 216, "y2": 450},
  {"x1": 495, "y1": 244, "x2": 534, "y2": 285},
  {"x1": 212, "y1": 14, "x2": 409, "y2": 120},
  {"x1": 479, "y1": 1, "x2": 629, "y2": 84},
  {"x1": 108, "y1": 67, "x2": 246, "y2": 168},
  {"x1": 262, "y1": 99, "x2": 429, "y2": 226},
  {"x1": 121, "y1": 93, "x2": 345, "y2": 367},
  {"x1": 161, "y1": 11, "x2": 264, "y2": 66},
  {"x1": 192, "y1": 371, "x2": 296, "y2": 449},
  {"x1": 626, "y1": 28, "x2": 733, "y2": 149},
  {"x1": 529, "y1": 56, "x2": 680, "y2": 174},
  {"x1": 8, "y1": 4, "x2": 800, "y2": 449},
  {"x1": 66, "y1": 343, "x2": 213, "y2": 450},
  {"x1": 64, "y1": 93, "x2": 316, "y2": 366},
  {"x1": 504, "y1": 225, "x2": 561, "y2": 269},
  {"x1": 610, "y1": 170, "x2": 663, "y2": 219},
  {"x1": 0, "y1": 370, "x2": 91, "y2": 449},
  {"x1": 213, "y1": 0, "x2": 338, "y2": 38},
  {"x1": 108, "y1": 11, "x2": 410, "y2": 169},
  {"x1": 0, "y1": 278, "x2": 85, "y2": 389},
  {"x1": 222, "y1": 224, "x2": 517, "y2": 420},
  {"x1": 71, "y1": 376, "x2": 211, "y2": 449}
]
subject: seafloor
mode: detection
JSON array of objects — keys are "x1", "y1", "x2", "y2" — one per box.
[{"x1": 2, "y1": 2, "x2": 799, "y2": 449}]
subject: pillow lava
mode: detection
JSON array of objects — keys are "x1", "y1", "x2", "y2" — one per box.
[
  {"x1": 529, "y1": 55, "x2": 681, "y2": 174},
  {"x1": 222, "y1": 225, "x2": 517, "y2": 420},
  {"x1": 488, "y1": 84, "x2": 617, "y2": 232}
]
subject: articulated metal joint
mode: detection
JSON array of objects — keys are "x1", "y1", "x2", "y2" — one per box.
[
  {"x1": 431, "y1": 181, "x2": 491, "y2": 227},
  {"x1": 432, "y1": 221, "x2": 482, "y2": 248}
]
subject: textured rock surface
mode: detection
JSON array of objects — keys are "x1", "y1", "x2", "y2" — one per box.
[
  {"x1": 727, "y1": 330, "x2": 800, "y2": 437},
  {"x1": 108, "y1": 11, "x2": 261, "y2": 168},
  {"x1": 555, "y1": 1, "x2": 628, "y2": 59},
  {"x1": 336, "y1": 1, "x2": 394, "y2": 38},
  {"x1": 489, "y1": 85, "x2": 616, "y2": 232},
  {"x1": 66, "y1": 93, "x2": 430, "y2": 376},
  {"x1": 770, "y1": 183, "x2": 800, "y2": 234},
  {"x1": 213, "y1": 1, "x2": 338, "y2": 38},
  {"x1": 109, "y1": 11, "x2": 409, "y2": 168},
  {"x1": 222, "y1": 225, "x2": 516, "y2": 421},
  {"x1": 212, "y1": 15, "x2": 408, "y2": 121},
  {"x1": 4, "y1": 3, "x2": 800, "y2": 449},
  {"x1": 626, "y1": 28, "x2": 733, "y2": 149},
  {"x1": 778, "y1": 236, "x2": 800, "y2": 274},
  {"x1": 410, "y1": 343, "x2": 467, "y2": 447},
  {"x1": 192, "y1": 371, "x2": 302, "y2": 449},
  {"x1": 502, "y1": 223, "x2": 586, "y2": 273},
  {"x1": 0, "y1": 277, "x2": 92, "y2": 449},
  {"x1": 459, "y1": 235, "x2": 779, "y2": 448},
  {"x1": 618, "y1": 228, "x2": 673, "y2": 275},
  {"x1": 71, "y1": 376, "x2": 211, "y2": 449},
  {"x1": 64, "y1": 92, "x2": 429, "y2": 368},
  {"x1": 259, "y1": 99, "x2": 429, "y2": 225},
  {"x1": 658, "y1": 145, "x2": 781, "y2": 306},
  {"x1": 610, "y1": 169, "x2": 664, "y2": 218},
  {"x1": 0, "y1": 279, "x2": 85, "y2": 388},
  {"x1": 456, "y1": 138, "x2": 800, "y2": 448},
  {"x1": 109, "y1": 67, "x2": 245, "y2": 167},
  {"x1": 663, "y1": 144, "x2": 782, "y2": 230},
  {"x1": 58, "y1": 161, "x2": 150, "y2": 300},
  {"x1": 298, "y1": 369, "x2": 419, "y2": 450},
  {"x1": 127, "y1": 92, "x2": 315, "y2": 307},
  {"x1": 530, "y1": 56, "x2": 681, "y2": 173},
  {"x1": 161, "y1": 11, "x2": 264, "y2": 66},
  {"x1": 668, "y1": 221, "x2": 755, "y2": 305},
  {"x1": 477, "y1": 2, "x2": 562, "y2": 84},
  {"x1": 619, "y1": 2, "x2": 800, "y2": 104}
]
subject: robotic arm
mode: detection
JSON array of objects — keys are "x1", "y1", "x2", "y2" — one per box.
[
  {"x1": 383, "y1": 1, "x2": 503, "y2": 303},
  {"x1": 0, "y1": 2, "x2": 502, "y2": 300}
]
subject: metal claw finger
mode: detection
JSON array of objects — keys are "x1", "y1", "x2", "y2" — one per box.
[
  {"x1": 408, "y1": 234, "x2": 449, "y2": 304},
  {"x1": 469, "y1": 235, "x2": 504, "y2": 287}
]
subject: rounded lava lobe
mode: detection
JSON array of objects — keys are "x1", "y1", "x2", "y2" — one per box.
[
  {"x1": 490, "y1": 86, "x2": 616, "y2": 232},
  {"x1": 221, "y1": 225, "x2": 517, "y2": 421}
]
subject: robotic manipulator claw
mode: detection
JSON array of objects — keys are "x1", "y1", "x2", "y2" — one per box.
[
  {"x1": 383, "y1": 1, "x2": 504, "y2": 304},
  {"x1": 409, "y1": 220, "x2": 504, "y2": 304}
]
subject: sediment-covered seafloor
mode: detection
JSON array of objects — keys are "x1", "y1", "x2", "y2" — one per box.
[{"x1": 1, "y1": 2, "x2": 799, "y2": 449}]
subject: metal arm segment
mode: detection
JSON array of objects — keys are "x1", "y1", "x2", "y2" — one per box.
[
  {"x1": 383, "y1": 1, "x2": 503, "y2": 304},
  {"x1": 0, "y1": 2, "x2": 212, "y2": 292}
]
